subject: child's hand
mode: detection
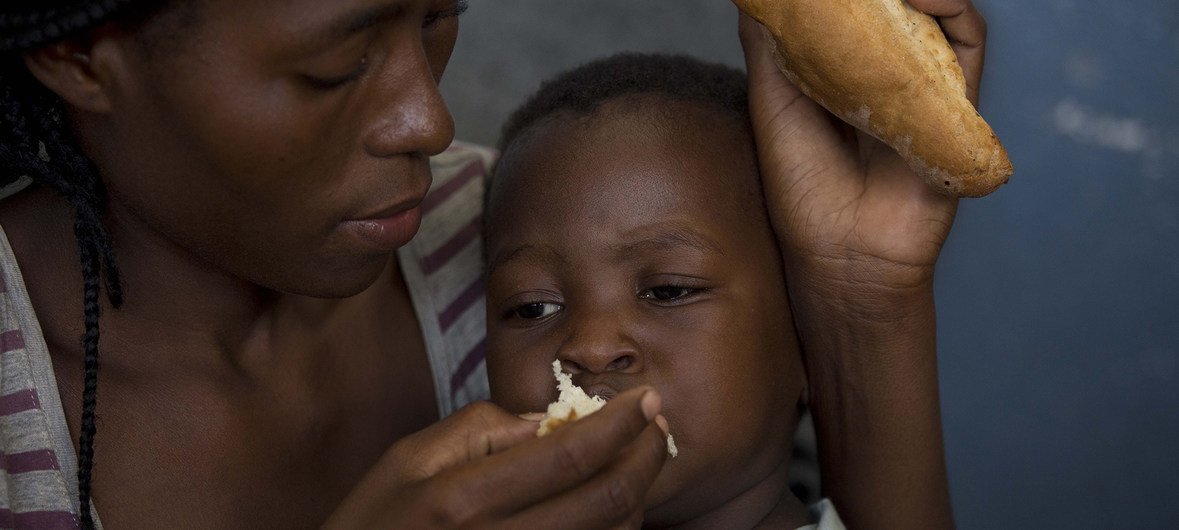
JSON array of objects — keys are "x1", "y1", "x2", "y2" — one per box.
[
  {"x1": 738, "y1": 0, "x2": 988, "y2": 291},
  {"x1": 737, "y1": 2, "x2": 989, "y2": 528}
]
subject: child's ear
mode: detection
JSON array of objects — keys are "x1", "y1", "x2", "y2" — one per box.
[{"x1": 23, "y1": 31, "x2": 123, "y2": 114}]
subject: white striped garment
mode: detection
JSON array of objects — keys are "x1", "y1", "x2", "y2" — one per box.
[
  {"x1": 0, "y1": 220, "x2": 84, "y2": 528},
  {"x1": 399, "y1": 141, "x2": 494, "y2": 415},
  {"x1": 0, "y1": 141, "x2": 495, "y2": 527}
]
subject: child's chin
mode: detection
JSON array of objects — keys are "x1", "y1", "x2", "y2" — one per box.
[{"x1": 641, "y1": 465, "x2": 696, "y2": 525}]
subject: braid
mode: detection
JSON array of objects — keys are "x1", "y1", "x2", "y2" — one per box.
[
  {"x1": 75, "y1": 230, "x2": 104, "y2": 530},
  {"x1": 2, "y1": 59, "x2": 121, "y2": 529},
  {"x1": 1, "y1": 1, "x2": 181, "y2": 525},
  {"x1": 0, "y1": 1, "x2": 132, "y2": 52}
]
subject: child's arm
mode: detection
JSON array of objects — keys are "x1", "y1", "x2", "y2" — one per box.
[{"x1": 738, "y1": 0, "x2": 991, "y2": 527}]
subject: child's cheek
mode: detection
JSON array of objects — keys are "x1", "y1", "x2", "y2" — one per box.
[{"x1": 487, "y1": 351, "x2": 558, "y2": 413}]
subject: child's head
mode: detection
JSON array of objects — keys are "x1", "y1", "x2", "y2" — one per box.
[{"x1": 483, "y1": 53, "x2": 806, "y2": 525}]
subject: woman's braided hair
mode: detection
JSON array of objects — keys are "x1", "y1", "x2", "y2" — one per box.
[{"x1": 2, "y1": 1, "x2": 164, "y2": 527}]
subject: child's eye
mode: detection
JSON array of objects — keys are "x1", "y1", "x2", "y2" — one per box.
[
  {"x1": 639, "y1": 286, "x2": 699, "y2": 302},
  {"x1": 513, "y1": 302, "x2": 563, "y2": 320}
]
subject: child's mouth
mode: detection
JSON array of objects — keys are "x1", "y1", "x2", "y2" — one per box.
[{"x1": 582, "y1": 383, "x2": 618, "y2": 401}]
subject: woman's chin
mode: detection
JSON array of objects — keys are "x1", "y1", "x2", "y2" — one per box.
[{"x1": 261, "y1": 253, "x2": 395, "y2": 299}]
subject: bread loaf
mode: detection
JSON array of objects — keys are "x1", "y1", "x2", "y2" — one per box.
[{"x1": 734, "y1": 0, "x2": 1013, "y2": 197}]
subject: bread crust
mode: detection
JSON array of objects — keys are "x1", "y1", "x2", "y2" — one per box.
[{"x1": 734, "y1": 0, "x2": 1013, "y2": 197}]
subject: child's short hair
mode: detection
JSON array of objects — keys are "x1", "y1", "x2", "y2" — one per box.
[
  {"x1": 485, "y1": 53, "x2": 769, "y2": 265},
  {"x1": 496, "y1": 52, "x2": 751, "y2": 154}
]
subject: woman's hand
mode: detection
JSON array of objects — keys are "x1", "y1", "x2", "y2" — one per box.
[
  {"x1": 324, "y1": 388, "x2": 668, "y2": 529},
  {"x1": 738, "y1": 1, "x2": 990, "y2": 528},
  {"x1": 740, "y1": 0, "x2": 988, "y2": 291}
]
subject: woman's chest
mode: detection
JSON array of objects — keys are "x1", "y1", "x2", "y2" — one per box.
[{"x1": 50, "y1": 319, "x2": 438, "y2": 528}]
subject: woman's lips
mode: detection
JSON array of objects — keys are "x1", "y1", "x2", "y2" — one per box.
[{"x1": 341, "y1": 203, "x2": 423, "y2": 252}]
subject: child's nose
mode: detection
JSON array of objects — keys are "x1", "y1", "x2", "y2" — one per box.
[
  {"x1": 556, "y1": 319, "x2": 642, "y2": 375},
  {"x1": 560, "y1": 353, "x2": 636, "y2": 375}
]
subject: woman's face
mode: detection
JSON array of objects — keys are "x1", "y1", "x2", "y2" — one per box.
[{"x1": 84, "y1": 0, "x2": 464, "y2": 296}]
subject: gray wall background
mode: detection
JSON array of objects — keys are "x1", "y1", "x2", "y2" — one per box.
[{"x1": 440, "y1": 1, "x2": 1179, "y2": 528}]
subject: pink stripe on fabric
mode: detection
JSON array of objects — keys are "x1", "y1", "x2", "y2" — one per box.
[
  {"x1": 419, "y1": 215, "x2": 481, "y2": 275},
  {"x1": 0, "y1": 449, "x2": 60, "y2": 473},
  {"x1": 450, "y1": 339, "x2": 486, "y2": 396},
  {"x1": 445, "y1": 143, "x2": 476, "y2": 154},
  {"x1": 0, "y1": 329, "x2": 24, "y2": 353},
  {"x1": 0, "y1": 509, "x2": 79, "y2": 529},
  {"x1": 0, "y1": 389, "x2": 40, "y2": 416},
  {"x1": 423, "y1": 161, "x2": 483, "y2": 216},
  {"x1": 438, "y1": 280, "x2": 483, "y2": 333}
]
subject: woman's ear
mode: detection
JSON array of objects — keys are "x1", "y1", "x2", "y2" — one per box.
[{"x1": 22, "y1": 33, "x2": 122, "y2": 114}]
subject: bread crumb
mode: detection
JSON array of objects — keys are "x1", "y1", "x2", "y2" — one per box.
[
  {"x1": 536, "y1": 361, "x2": 678, "y2": 457},
  {"x1": 537, "y1": 361, "x2": 606, "y2": 436}
]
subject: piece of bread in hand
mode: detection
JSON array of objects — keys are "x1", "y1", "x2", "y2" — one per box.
[
  {"x1": 537, "y1": 361, "x2": 678, "y2": 457},
  {"x1": 537, "y1": 360, "x2": 607, "y2": 436},
  {"x1": 733, "y1": 0, "x2": 1014, "y2": 197}
]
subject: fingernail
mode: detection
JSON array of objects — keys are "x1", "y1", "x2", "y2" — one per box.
[
  {"x1": 518, "y1": 412, "x2": 546, "y2": 422},
  {"x1": 640, "y1": 390, "x2": 661, "y2": 421},
  {"x1": 654, "y1": 414, "x2": 670, "y2": 436}
]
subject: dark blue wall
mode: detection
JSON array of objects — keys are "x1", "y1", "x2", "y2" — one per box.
[
  {"x1": 442, "y1": 2, "x2": 1179, "y2": 528},
  {"x1": 937, "y1": 1, "x2": 1179, "y2": 527}
]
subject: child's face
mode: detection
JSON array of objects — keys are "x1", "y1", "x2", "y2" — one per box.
[{"x1": 485, "y1": 100, "x2": 803, "y2": 524}]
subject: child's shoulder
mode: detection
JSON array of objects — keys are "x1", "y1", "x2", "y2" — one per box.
[
  {"x1": 755, "y1": 498, "x2": 845, "y2": 530},
  {"x1": 797, "y1": 499, "x2": 845, "y2": 530}
]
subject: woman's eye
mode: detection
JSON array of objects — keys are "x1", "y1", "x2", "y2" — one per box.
[
  {"x1": 304, "y1": 57, "x2": 369, "y2": 90},
  {"x1": 424, "y1": 0, "x2": 469, "y2": 28},
  {"x1": 514, "y1": 302, "x2": 563, "y2": 320},
  {"x1": 640, "y1": 286, "x2": 698, "y2": 302}
]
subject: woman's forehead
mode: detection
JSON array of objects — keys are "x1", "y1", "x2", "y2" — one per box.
[{"x1": 161, "y1": 0, "x2": 440, "y2": 47}]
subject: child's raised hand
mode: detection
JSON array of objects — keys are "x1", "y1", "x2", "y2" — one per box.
[
  {"x1": 737, "y1": 2, "x2": 988, "y2": 527},
  {"x1": 737, "y1": 0, "x2": 989, "y2": 290}
]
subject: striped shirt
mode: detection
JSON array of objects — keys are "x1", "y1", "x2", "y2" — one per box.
[{"x1": 0, "y1": 142, "x2": 495, "y2": 528}]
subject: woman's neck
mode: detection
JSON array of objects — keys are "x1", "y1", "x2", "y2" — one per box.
[{"x1": 1, "y1": 185, "x2": 401, "y2": 377}]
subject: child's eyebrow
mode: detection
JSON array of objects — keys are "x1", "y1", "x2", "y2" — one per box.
[
  {"x1": 612, "y1": 228, "x2": 724, "y2": 258},
  {"x1": 487, "y1": 243, "x2": 569, "y2": 276}
]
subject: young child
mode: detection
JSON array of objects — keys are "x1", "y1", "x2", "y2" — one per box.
[{"x1": 482, "y1": 53, "x2": 842, "y2": 528}]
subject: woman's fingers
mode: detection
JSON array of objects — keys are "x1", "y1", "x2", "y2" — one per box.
[
  {"x1": 440, "y1": 387, "x2": 665, "y2": 518},
  {"x1": 390, "y1": 401, "x2": 541, "y2": 482},
  {"x1": 503, "y1": 422, "x2": 669, "y2": 529},
  {"x1": 326, "y1": 394, "x2": 665, "y2": 529},
  {"x1": 907, "y1": 0, "x2": 988, "y2": 106}
]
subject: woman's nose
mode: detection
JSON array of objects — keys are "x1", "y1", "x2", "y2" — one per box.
[
  {"x1": 556, "y1": 314, "x2": 642, "y2": 376},
  {"x1": 362, "y1": 39, "x2": 455, "y2": 158}
]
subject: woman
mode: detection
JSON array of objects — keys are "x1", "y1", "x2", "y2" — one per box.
[{"x1": 0, "y1": 0, "x2": 987, "y2": 527}]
